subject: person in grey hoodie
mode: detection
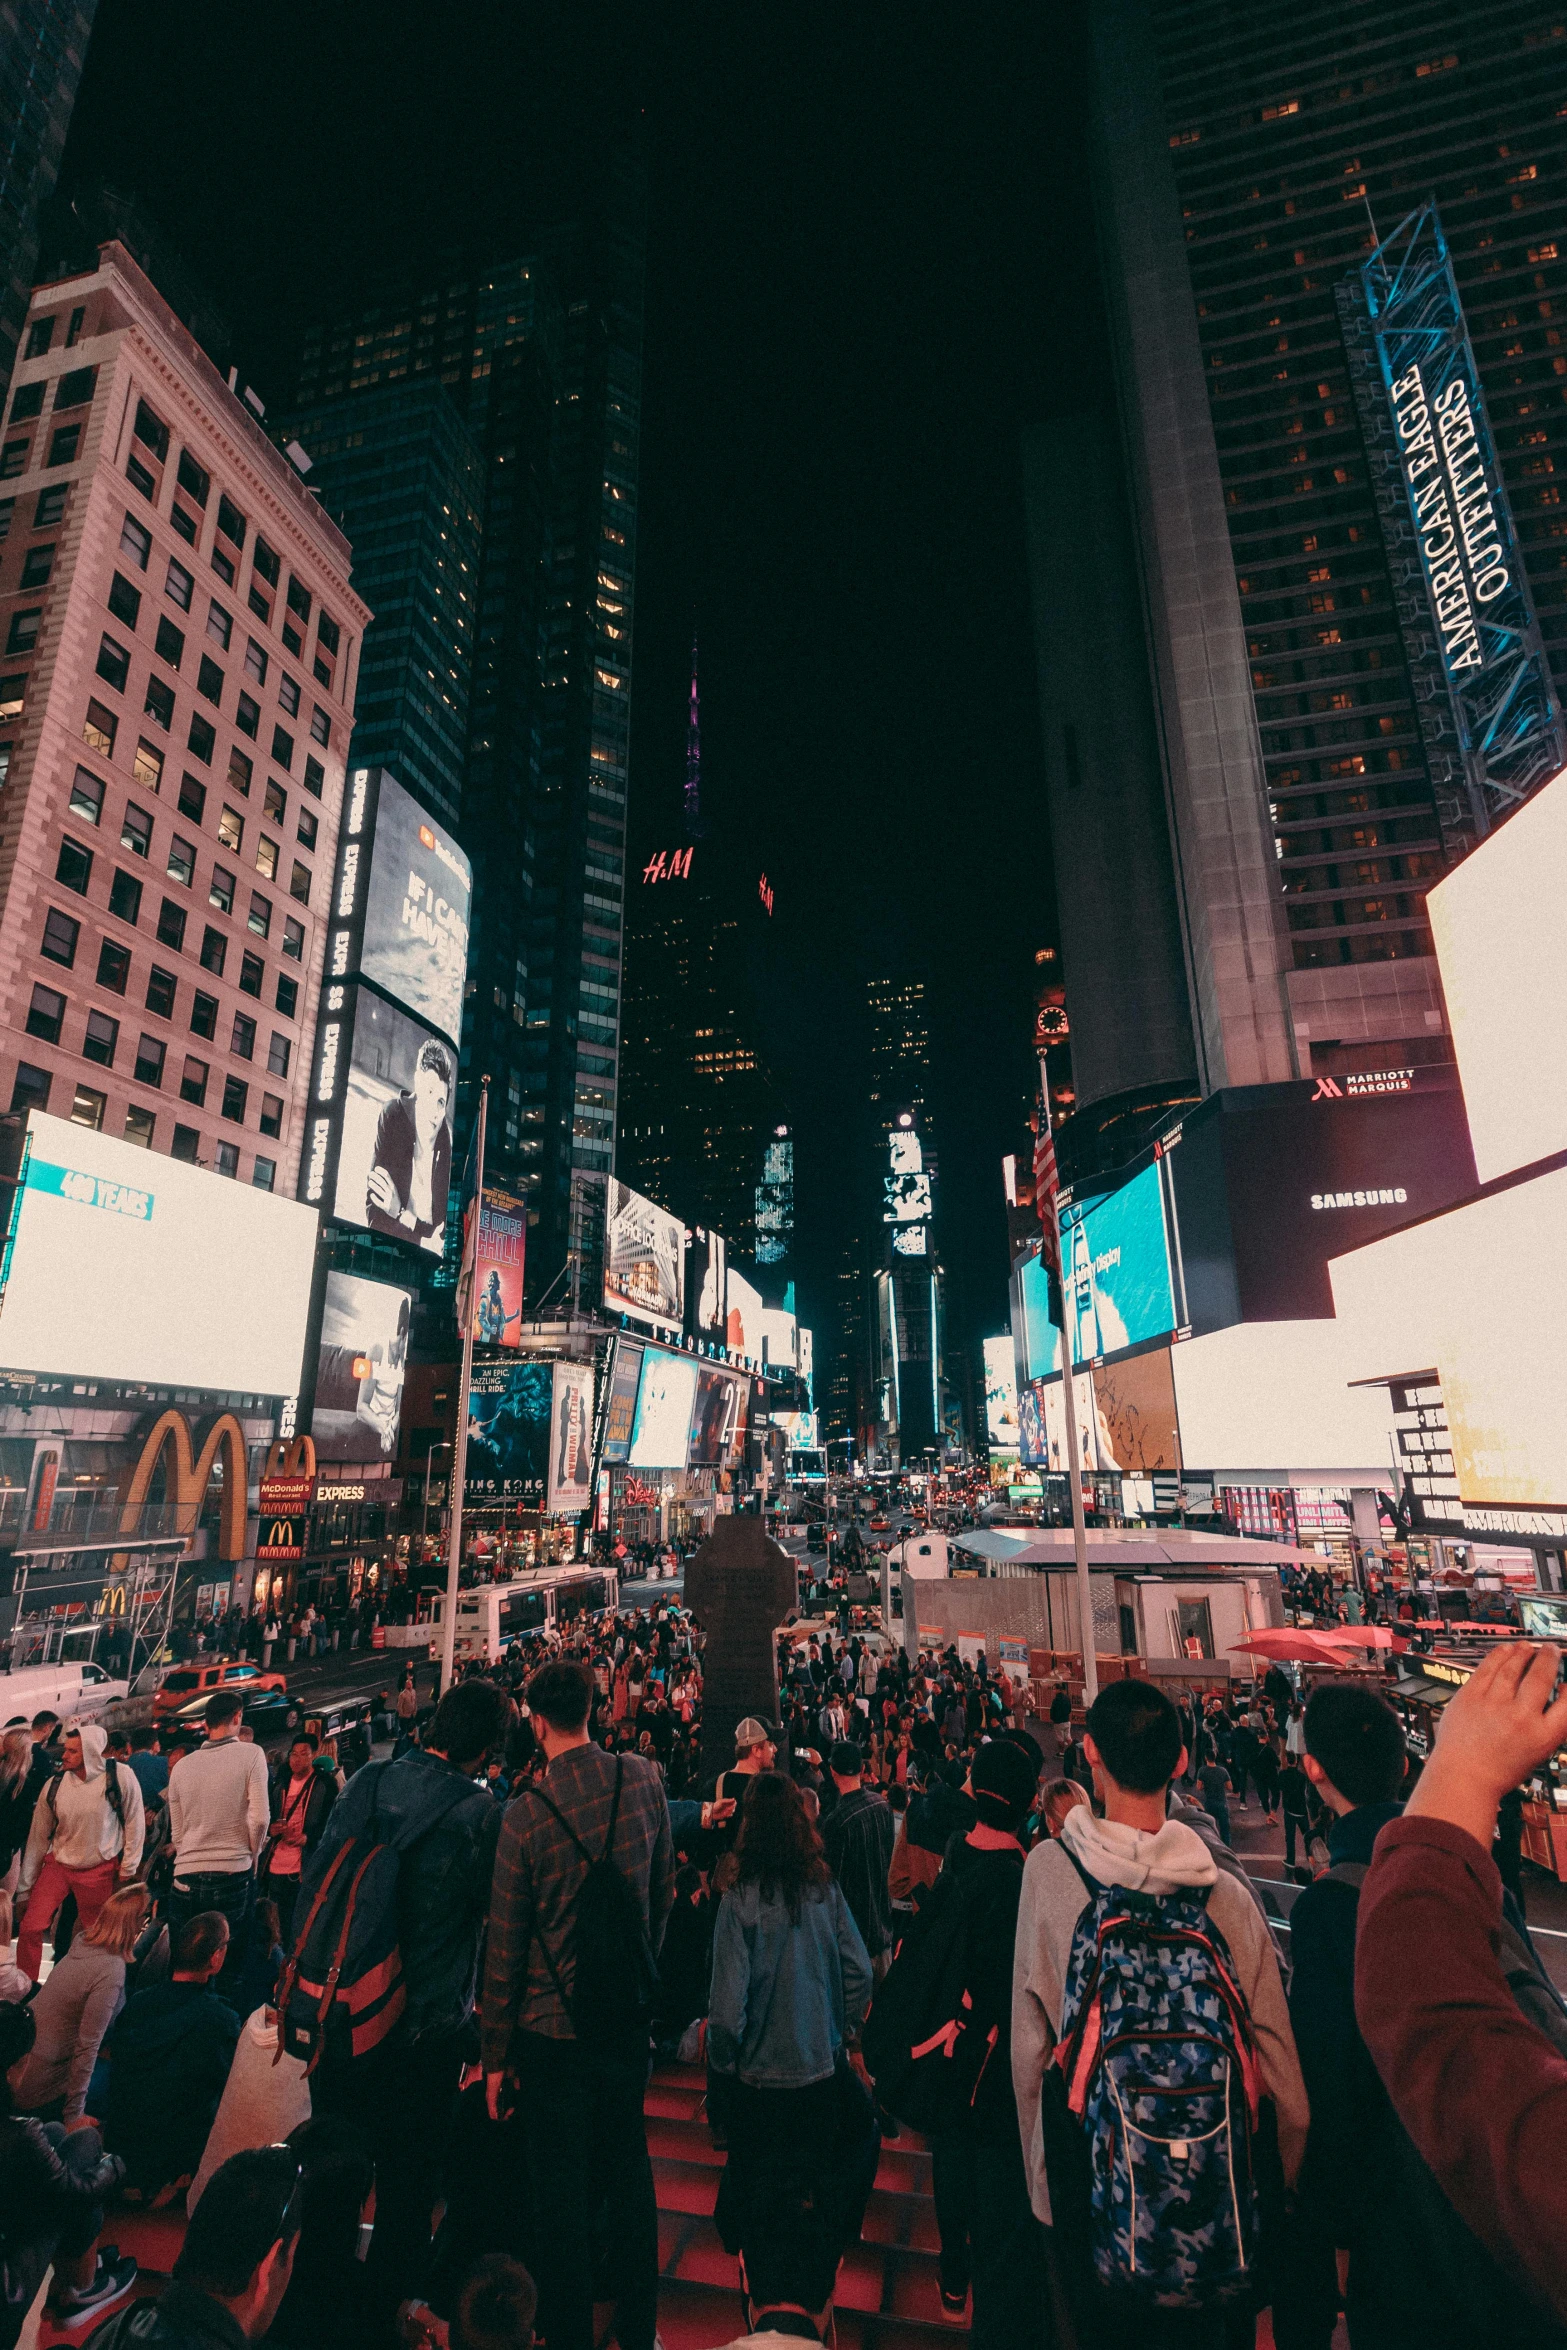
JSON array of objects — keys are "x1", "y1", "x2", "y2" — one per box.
[{"x1": 1011, "y1": 1679, "x2": 1309, "y2": 2348}]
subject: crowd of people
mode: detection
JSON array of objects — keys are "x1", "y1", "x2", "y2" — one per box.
[{"x1": 1, "y1": 1603, "x2": 1566, "y2": 2350}]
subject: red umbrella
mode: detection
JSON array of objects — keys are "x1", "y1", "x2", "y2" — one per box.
[{"x1": 1228, "y1": 1628, "x2": 1404, "y2": 1663}]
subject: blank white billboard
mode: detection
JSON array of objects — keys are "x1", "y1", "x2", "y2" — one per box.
[
  {"x1": 1427, "y1": 764, "x2": 1567, "y2": 1184},
  {"x1": 1169, "y1": 1319, "x2": 1397, "y2": 1474},
  {"x1": 0, "y1": 1113, "x2": 317, "y2": 1394}
]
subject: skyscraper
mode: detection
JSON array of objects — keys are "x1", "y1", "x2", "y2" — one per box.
[
  {"x1": 0, "y1": 0, "x2": 98, "y2": 396},
  {"x1": 1035, "y1": 0, "x2": 1567, "y2": 1138}
]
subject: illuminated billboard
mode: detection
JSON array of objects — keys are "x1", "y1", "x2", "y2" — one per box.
[
  {"x1": 1426, "y1": 764, "x2": 1567, "y2": 1185},
  {"x1": 629, "y1": 1348, "x2": 700, "y2": 1468},
  {"x1": 604, "y1": 1181, "x2": 685, "y2": 1338},
  {"x1": 471, "y1": 1186, "x2": 526, "y2": 1346},
  {"x1": 0, "y1": 1113, "x2": 316, "y2": 1395},
  {"x1": 689, "y1": 1366, "x2": 745, "y2": 1466},
  {"x1": 1062, "y1": 1162, "x2": 1175, "y2": 1366},
  {"x1": 1169, "y1": 1319, "x2": 1396, "y2": 1475},
  {"x1": 325, "y1": 989, "x2": 456, "y2": 1258},
  {"x1": 688, "y1": 1228, "x2": 728, "y2": 1339},
  {"x1": 1017, "y1": 1247, "x2": 1063, "y2": 1381},
  {"x1": 982, "y1": 1335, "x2": 1019, "y2": 1455},
  {"x1": 756, "y1": 1131, "x2": 794, "y2": 1267},
  {"x1": 601, "y1": 1339, "x2": 644, "y2": 1465},
  {"x1": 1091, "y1": 1349, "x2": 1181, "y2": 1475},
  {"x1": 466, "y1": 1359, "x2": 551, "y2": 1501},
  {"x1": 883, "y1": 1123, "x2": 931, "y2": 1226},
  {"x1": 312, "y1": 1271, "x2": 414, "y2": 1462},
  {"x1": 328, "y1": 766, "x2": 472, "y2": 1046},
  {"x1": 725, "y1": 1263, "x2": 764, "y2": 1360},
  {"x1": 547, "y1": 1361, "x2": 595, "y2": 1514}
]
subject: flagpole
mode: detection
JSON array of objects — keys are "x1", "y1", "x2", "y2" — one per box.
[
  {"x1": 1039, "y1": 1065, "x2": 1097, "y2": 1707},
  {"x1": 440, "y1": 1075, "x2": 487, "y2": 1699}
]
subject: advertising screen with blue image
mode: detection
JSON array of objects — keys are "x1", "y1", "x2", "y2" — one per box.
[
  {"x1": 1017, "y1": 1248, "x2": 1063, "y2": 1381},
  {"x1": 1061, "y1": 1161, "x2": 1176, "y2": 1366}
]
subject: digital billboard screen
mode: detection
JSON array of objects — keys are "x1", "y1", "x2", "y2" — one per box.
[
  {"x1": 688, "y1": 1228, "x2": 728, "y2": 1340},
  {"x1": 689, "y1": 1366, "x2": 744, "y2": 1465},
  {"x1": 983, "y1": 1335, "x2": 1019, "y2": 1455},
  {"x1": 601, "y1": 1339, "x2": 644, "y2": 1465},
  {"x1": 314, "y1": 986, "x2": 457, "y2": 1259},
  {"x1": 311, "y1": 1270, "x2": 414, "y2": 1462},
  {"x1": 1017, "y1": 1247, "x2": 1063, "y2": 1381},
  {"x1": 725, "y1": 1264, "x2": 764, "y2": 1360},
  {"x1": 547, "y1": 1361, "x2": 594, "y2": 1514},
  {"x1": 628, "y1": 1348, "x2": 700, "y2": 1468},
  {"x1": 331, "y1": 766, "x2": 472, "y2": 1046},
  {"x1": 466, "y1": 1358, "x2": 551, "y2": 1501},
  {"x1": 471, "y1": 1186, "x2": 526, "y2": 1346},
  {"x1": 0, "y1": 1113, "x2": 316, "y2": 1395},
  {"x1": 1091, "y1": 1347, "x2": 1181, "y2": 1475},
  {"x1": 1062, "y1": 1162, "x2": 1175, "y2": 1366},
  {"x1": 604, "y1": 1180, "x2": 685, "y2": 1337}
]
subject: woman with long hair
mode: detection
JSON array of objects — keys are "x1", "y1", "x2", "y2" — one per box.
[
  {"x1": 708, "y1": 1773, "x2": 875, "y2": 2317},
  {"x1": 0, "y1": 1725, "x2": 43, "y2": 1896},
  {"x1": 9, "y1": 1883, "x2": 149, "y2": 2123}
]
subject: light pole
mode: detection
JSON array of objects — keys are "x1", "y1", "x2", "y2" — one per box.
[{"x1": 421, "y1": 1441, "x2": 452, "y2": 1547}]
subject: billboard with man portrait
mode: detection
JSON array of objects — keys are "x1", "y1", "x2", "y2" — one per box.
[{"x1": 328, "y1": 988, "x2": 457, "y2": 1259}]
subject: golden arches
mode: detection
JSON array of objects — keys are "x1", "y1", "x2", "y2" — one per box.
[
  {"x1": 265, "y1": 1434, "x2": 317, "y2": 1481},
  {"x1": 119, "y1": 1408, "x2": 251, "y2": 1563}
]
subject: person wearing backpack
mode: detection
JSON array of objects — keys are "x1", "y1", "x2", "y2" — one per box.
[
  {"x1": 481, "y1": 1657, "x2": 674, "y2": 2350},
  {"x1": 14, "y1": 1725, "x2": 144, "y2": 1980},
  {"x1": 1011, "y1": 1678, "x2": 1307, "y2": 2348}
]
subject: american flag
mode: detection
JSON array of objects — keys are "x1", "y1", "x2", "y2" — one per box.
[{"x1": 1033, "y1": 1102, "x2": 1060, "y2": 1274}]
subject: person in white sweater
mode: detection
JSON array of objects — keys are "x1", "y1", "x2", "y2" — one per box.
[
  {"x1": 167, "y1": 1689, "x2": 271, "y2": 1954},
  {"x1": 10, "y1": 1882, "x2": 149, "y2": 2122},
  {"x1": 16, "y1": 1723, "x2": 144, "y2": 1979}
]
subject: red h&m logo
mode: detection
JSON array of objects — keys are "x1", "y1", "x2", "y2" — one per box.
[
  {"x1": 643, "y1": 848, "x2": 695, "y2": 884},
  {"x1": 759, "y1": 873, "x2": 774, "y2": 915}
]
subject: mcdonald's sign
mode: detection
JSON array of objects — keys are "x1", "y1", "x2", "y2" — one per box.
[{"x1": 257, "y1": 1514, "x2": 305, "y2": 1563}]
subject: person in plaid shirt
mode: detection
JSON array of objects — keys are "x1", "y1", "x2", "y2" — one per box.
[{"x1": 482, "y1": 1657, "x2": 674, "y2": 2350}]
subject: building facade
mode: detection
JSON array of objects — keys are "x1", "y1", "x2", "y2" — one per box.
[
  {"x1": 0, "y1": 0, "x2": 98, "y2": 395},
  {"x1": 0, "y1": 243, "x2": 366, "y2": 1189}
]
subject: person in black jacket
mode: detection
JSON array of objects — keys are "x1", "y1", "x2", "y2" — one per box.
[
  {"x1": 0, "y1": 1997, "x2": 134, "y2": 2342},
  {"x1": 103, "y1": 1913, "x2": 240, "y2": 2198},
  {"x1": 84, "y1": 2146, "x2": 303, "y2": 2349},
  {"x1": 261, "y1": 1736, "x2": 338, "y2": 1947},
  {"x1": 922, "y1": 1738, "x2": 1044, "y2": 2350}
]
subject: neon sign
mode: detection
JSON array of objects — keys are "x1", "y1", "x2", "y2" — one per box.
[
  {"x1": 643, "y1": 848, "x2": 694, "y2": 884},
  {"x1": 759, "y1": 873, "x2": 774, "y2": 916}
]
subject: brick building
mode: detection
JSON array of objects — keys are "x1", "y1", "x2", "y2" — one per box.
[{"x1": 0, "y1": 243, "x2": 368, "y2": 1188}]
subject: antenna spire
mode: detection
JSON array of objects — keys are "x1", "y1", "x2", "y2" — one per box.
[{"x1": 684, "y1": 632, "x2": 706, "y2": 839}]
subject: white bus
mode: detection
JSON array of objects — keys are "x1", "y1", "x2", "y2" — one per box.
[{"x1": 427, "y1": 1568, "x2": 620, "y2": 1665}]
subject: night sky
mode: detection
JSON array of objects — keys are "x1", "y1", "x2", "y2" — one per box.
[{"x1": 59, "y1": 0, "x2": 1107, "y2": 1395}]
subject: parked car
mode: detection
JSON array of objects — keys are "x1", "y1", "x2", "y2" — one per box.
[
  {"x1": 152, "y1": 1658, "x2": 286, "y2": 1722},
  {"x1": 0, "y1": 1659, "x2": 128, "y2": 1728},
  {"x1": 158, "y1": 1679, "x2": 299, "y2": 1748}
]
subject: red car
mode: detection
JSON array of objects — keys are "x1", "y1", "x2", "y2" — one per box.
[{"x1": 153, "y1": 1658, "x2": 287, "y2": 1721}]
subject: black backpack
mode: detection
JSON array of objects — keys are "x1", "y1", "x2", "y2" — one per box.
[
  {"x1": 522, "y1": 1756, "x2": 658, "y2": 2049},
  {"x1": 862, "y1": 1849, "x2": 1019, "y2": 2133}
]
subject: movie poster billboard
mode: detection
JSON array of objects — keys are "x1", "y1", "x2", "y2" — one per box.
[
  {"x1": 602, "y1": 1339, "x2": 644, "y2": 1465},
  {"x1": 311, "y1": 1270, "x2": 414, "y2": 1463},
  {"x1": 547, "y1": 1360, "x2": 595, "y2": 1514},
  {"x1": 325, "y1": 988, "x2": 457, "y2": 1259},
  {"x1": 466, "y1": 1359, "x2": 551, "y2": 1500},
  {"x1": 472, "y1": 1186, "x2": 526, "y2": 1346},
  {"x1": 629, "y1": 1348, "x2": 700, "y2": 1469},
  {"x1": 689, "y1": 1366, "x2": 743, "y2": 1466},
  {"x1": 330, "y1": 766, "x2": 472, "y2": 1046},
  {"x1": 688, "y1": 1227, "x2": 728, "y2": 1339},
  {"x1": 983, "y1": 1335, "x2": 1019, "y2": 1455},
  {"x1": 604, "y1": 1180, "x2": 685, "y2": 1337}
]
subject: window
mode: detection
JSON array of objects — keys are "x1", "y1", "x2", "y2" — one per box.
[
  {"x1": 248, "y1": 893, "x2": 271, "y2": 938},
  {"x1": 317, "y1": 609, "x2": 340, "y2": 656},
  {"x1": 146, "y1": 965, "x2": 176, "y2": 1017},
  {"x1": 253, "y1": 537, "x2": 280, "y2": 587},
  {"x1": 156, "y1": 898, "x2": 186, "y2": 951},
  {"x1": 25, "y1": 982, "x2": 64, "y2": 1041},
  {"x1": 120, "y1": 803, "x2": 152, "y2": 858},
  {"x1": 208, "y1": 867, "x2": 235, "y2": 915},
  {"x1": 180, "y1": 1057, "x2": 208, "y2": 1106},
  {"x1": 275, "y1": 973, "x2": 298, "y2": 1017},
  {"x1": 41, "y1": 907, "x2": 79, "y2": 964},
  {"x1": 132, "y1": 739, "x2": 163, "y2": 793},
  {"x1": 296, "y1": 808, "x2": 317, "y2": 850},
  {"x1": 83, "y1": 701, "x2": 116, "y2": 755},
  {"x1": 286, "y1": 574, "x2": 311, "y2": 624},
  {"x1": 106, "y1": 569, "x2": 140, "y2": 624},
  {"x1": 197, "y1": 654, "x2": 224, "y2": 705},
  {"x1": 124, "y1": 1105, "x2": 155, "y2": 1147},
  {"x1": 217, "y1": 803, "x2": 244, "y2": 850},
  {"x1": 241, "y1": 640, "x2": 269, "y2": 692},
  {"x1": 167, "y1": 833, "x2": 195, "y2": 885},
  {"x1": 0, "y1": 498, "x2": 15, "y2": 539},
  {"x1": 239, "y1": 950, "x2": 264, "y2": 996},
  {"x1": 96, "y1": 636, "x2": 130, "y2": 692},
  {"x1": 120, "y1": 512, "x2": 151, "y2": 569},
  {"x1": 169, "y1": 505, "x2": 198, "y2": 545},
  {"x1": 178, "y1": 773, "x2": 206, "y2": 821},
  {"x1": 176, "y1": 449, "x2": 209, "y2": 508},
  {"x1": 108, "y1": 868, "x2": 143, "y2": 925},
  {"x1": 232, "y1": 1011, "x2": 257, "y2": 1058},
  {"x1": 47, "y1": 425, "x2": 81, "y2": 466},
  {"x1": 142, "y1": 677, "x2": 173, "y2": 730},
  {"x1": 5, "y1": 608, "x2": 39, "y2": 655},
  {"x1": 0, "y1": 442, "x2": 29, "y2": 480},
  {"x1": 187, "y1": 714, "x2": 215, "y2": 763},
  {"x1": 252, "y1": 1155, "x2": 276, "y2": 1191},
  {"x1": 266, "y1": 1031, "x2": 291, "y2": 1077},
  {"x1": 278, "y1": 673, "x2": 300, "y2": 717},
  {"x1": 10, "y1": 1063, "x2": 51, "y2": 1115},
  {"x1": 55, "y1": 836, "x2": 91, "y2": 892},
  {"x1": 9, "y1": 384, "x2": 42, "y2": 421},
  {"x1": 170, "y1": 1124, "x2": 200, "y2": 1162},
  {"x1": 289, "y1": 860, "x2": 311, "y2": 905},
  {"x1": 235, "y1": 690, "x2": 260, "y2": 739},
  {"x1": 65, "y1": 309, "x2": 84, "y2": 349},
  {"x1": 69, "y1": 1083, "x2": 105, "y2": 1131},
  {"x1": 217, "y1": 493, "x2": 245, "y2": 547},
  {"x1": 221, "y1": 1075, "x2": 247, "y2": 1123},
  {"x1": 69, "y1": 767, "x2": 104, "y2": 824},
  {"x1": 281, "y1": 916, "x2": 304, "y2": 961},
  {"x1": 33, "y1": 486, "x2": 65, "y2": 528},
  {"x1": 96, "y1": 939, "x2": 130, "y2": 994},
  {"x1": 247, "y1": 583, "x2": 270, "y2": 623},
  {"x1": 213, "y1": 1140, "x2": 239, "y2": 1177},
  {"x1": 313, "y1": 654, "x2": 331, "y2": 687},
  {"x1": 206, "y1": 601, "x2": 232, "y2": 650},
  {"x1": 82, "y1": 1009, "x2": 118, "y2": 1067},
  {"x1": 133, "y1": 401, "x2": 169, "y2": 462},
  {"x1": 164, "y1": 557, "x2": 193, "y2": 611},
  {"x1": 210, "y1": 545, "x2": 234, "y2": 586},
  {"x1": 154, "y1": 615, "x2": 184, "y2": 670},
  {"x1": 53, "y1": 366, "x2": 96, "y2": 412},
  {"x1": 190, "y1": 990, "x2": 218, "y2": 1039},
  {"x1": 259, "y1": 1094, "x2": 284, "y2": 1138},
  {"x1": 133, "y1": 1036, "x2": 165, "y2": 1087},
  {"x1": 19, "y1": 542, "x2": 53, "y2": 588},
  {"x1": 271, "y1": 724, "x2": 293, "y2": 771},
  {"x1": 309, "y1": 705, "x2": 331, "y2": 748},
  {"x1": 227, "y1": 745, "x2": 252, "y2": 796},
  {"x1": 199, "y1": 927, "x2": 227, "y2": 978},
  {"x1": 261, "y1": 777, "x2": 286, "y2": 828},
  {"x1": 0, "y1": 743, "x2": 11, "y2": 787},
  {"x1": 126, "y1": 452, "x2": 155, "y2": 499},
  {"x1": 255, "y1": 833, "x2": 279, "y2": 880},
  {"x1": 303, "y1": 755, "x2": 326, "y2": 802},
  {"x1": 24, "y1": 319, "x2": 52, "y2": 360},
  {"x1": 282, "y1": 620, "x2": 302, "y2": 656}
]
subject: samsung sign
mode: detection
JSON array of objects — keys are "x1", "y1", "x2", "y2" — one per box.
[{"x1": 1311, "y1": 1186, "x2": 1407, "y2": 1212}]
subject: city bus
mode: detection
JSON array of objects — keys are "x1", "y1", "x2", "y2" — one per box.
[{"x1": 427, "y1": 1567, "x2": 620, "y2": 1665}]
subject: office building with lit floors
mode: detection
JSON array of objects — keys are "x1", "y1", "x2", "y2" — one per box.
[
  {"x1": 0, "y1": 241, "x2": 365, "y2": 1186},
  {"x1": 1029, "y1": 0, "x2": 1567, "y2": 1172}
]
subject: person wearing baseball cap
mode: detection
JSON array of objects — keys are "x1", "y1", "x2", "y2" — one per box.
[{"x1": 715, "y1": 1719, "x2": 778, "y2": 1813}]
